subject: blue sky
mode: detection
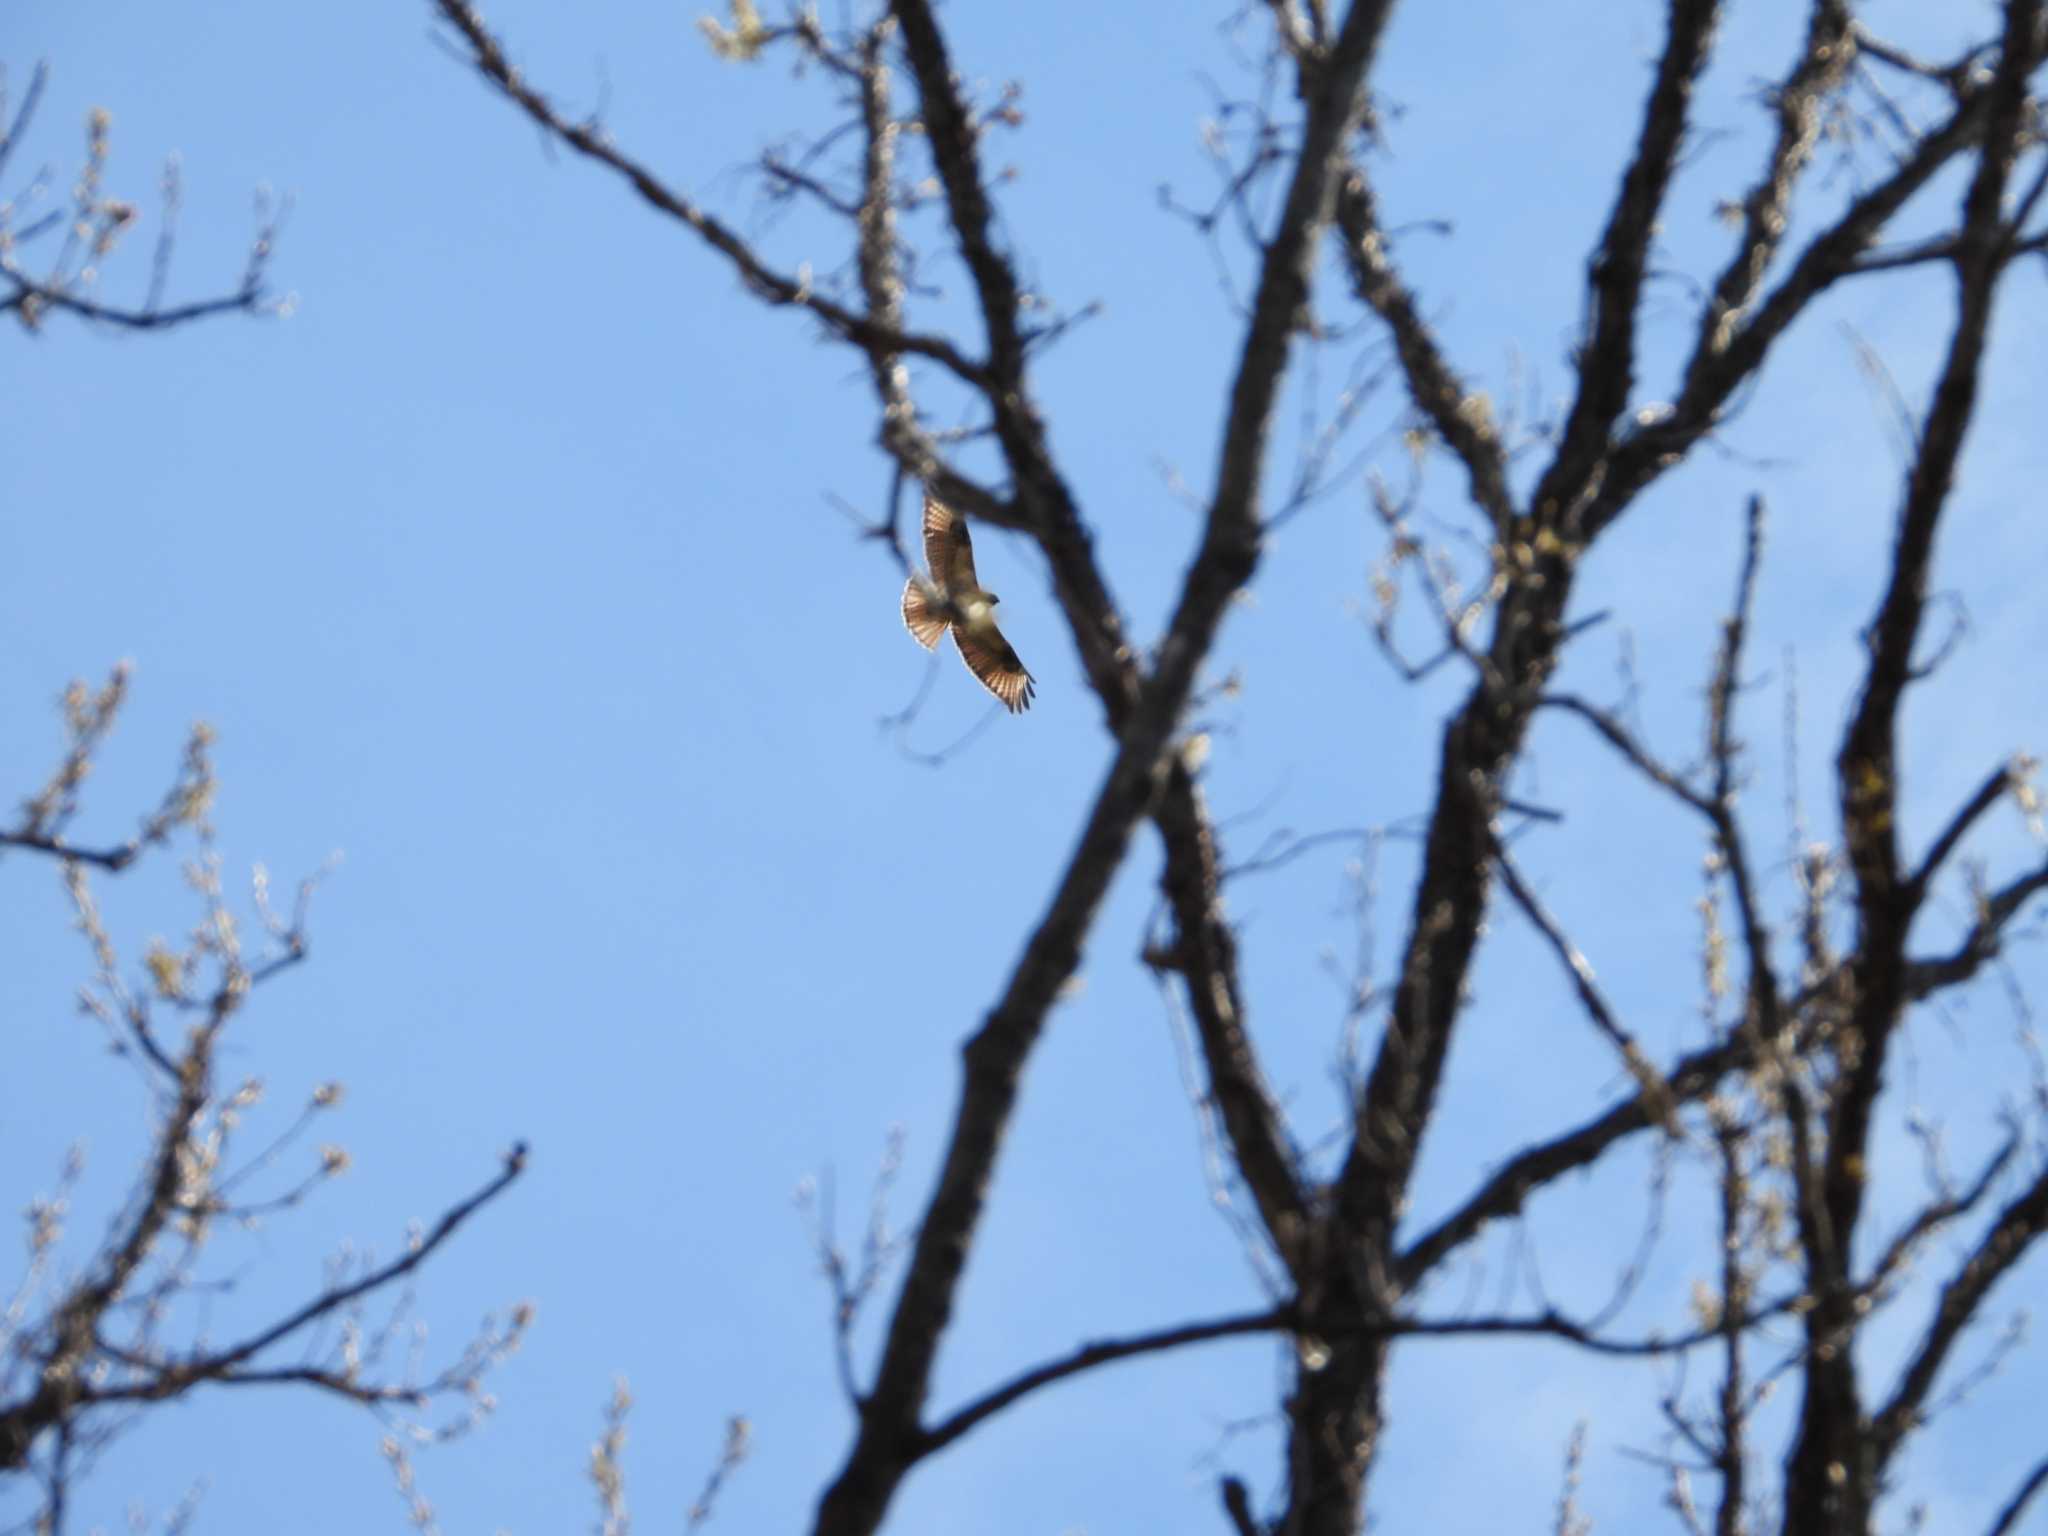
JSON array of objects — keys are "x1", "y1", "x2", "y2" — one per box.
[{"x1": 5, "y1": 1, "x2": 2044, "y2": 1531}]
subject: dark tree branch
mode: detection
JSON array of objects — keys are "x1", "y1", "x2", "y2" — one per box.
[
  {"x1": 1541, "y1": 692, "x2": 1716, "y2": 816},
  {"x1": 0, "y1": 60, "x2": 52, "y2": 187},
  {"x1": 1590, "y1": 59, "x2": 2006, "y2": 539},
  {"x1": 2, "y1": 999, "x2": 225, "y2": 1471},
  {"x1": 1862, "y1": 1127, "x2": 2020, "y2": 1298},
  {"x1": 1910, "y1": 759, "x2": 2024, "y2": 901},
  {"x1": 1902, "y1": 859, "x2": 2048, "y2": 996},
  {"x1": 1398, "y1": 895, "x2": 2048, "y2": 1296},
  {"x1": 1530, "y1": 0, "x2": 1723, "y2": 533},
  {"x1": 0, "y1": 1146, "x2": 525, "y2": 1466},
  {"x1": 1221, "y1": 1474, "x2": 1262, "y2": 1536},
  {"x1": 116, "y1": 1146, "x2": 524, "y2": 1397},
  {"x1": 916, "y1": 1306, "x2": 1289, "y2": 1458},
  {"x1": 1153, "y1": 763, "x2": 1313, "y2": 1263},
  {"x1": 418, "y1": 4, "x2": 2048, "y2": 1533},
  {"x1": 1984, "y1": 1452, "x2": 2048, "y2": 1536},
  {"x1": 424, "y1": 10, "x2": 1340, "y2": 1531},
  {"x1": 1869, "y1": 1161, "x2": 2048, "y2": 1462},
  {"x1": 1489, "y1": 830, "x2": 1679, "y2": 1132},
  {"x1": 1685, "y1": 1, "x2": 1855, "y2": 398},
  {"x1": 1, "y1": 276, "x2": 265, "y2": 332},
  {"x1": 917, "y1": 1285, "x2": 1822, "y2": 1464},
  {"x1": 1297, "y1": 8, "x2": 1748, "y2": 1481},
  {"x1": 428, "y1": 2, "x2": 995, "y2": 396},
  {"x1": 0, "y1": 829, "x2": 141, "y2": 870},
  {"x1": 686, "y1": 1414, "x2": 753, "y2": 1530},
  {"x1": 2, "y1": 80, "x2": 282, "y2": 338},
  {"x1": 1831, "y1": 0, "x2": 2038, "y2": 1266},
  {"x1": 1329, "y1": 171, "x2": 1514, "y2": 532},
  {"x1": 1785, "y1": 7, "x2": 2043, "y2": 1526},
  {"x1": 1396, "y1": 1030, "x2": 1744, "y2": 1287},
  {"x1": 887, "y1": 0, "x2": 1142, "y2": 705},
  {"x1": 814, "y1": 6, "x2": 1400, "y2": 1531}
]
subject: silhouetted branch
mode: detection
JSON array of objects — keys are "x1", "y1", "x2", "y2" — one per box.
[
  {"x1": 1490, "y1": 831, "x2": 1679, "y2": 1133},
  {"x1": 686, "y1": 1414, "x2": 753, "y2": 1530},
  {"x1": 1, "y1": 71, "x2": 281, "y2": 335},
  {"x1": 1, "y1": 1149, "x2": 527, "y2": 1465},
  {"x1": 917, "y1": 1307, "x2": 1287, "y2": 1458},
  {"x1": 4, "y1": 672, "x2": 524, "y2": 1511},
  {"x1": 1984, "y1": 1452, "x2": 2048, "y2": 1536},
  {"x1": 426, "y1": 2, "x2": 2048, "y2": 1531},
  {"x1": 921, "y1": 1284, "x2": 1827, "y2": 1464},
  {"x1": 1329, "y1": 170, "x2": 1513, "y2": 532},
  {"x1": 1911, "y1": 759, "x2": 2026, "y2": 899},
  {"x1": 1869, "y1": 1161, "x2": 2048, "y2": 1461},
  {"x1": 1528, "y1": 0, "x2": 1721, "y2": 533},
  {"x1": 1863, "y1": 1127, "x2": 2021, "y2": 1297},
  {"x1": 428, "y1": 3, "x2": 994, "y2": 397}
]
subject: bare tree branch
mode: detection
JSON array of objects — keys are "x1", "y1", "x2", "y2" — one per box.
[
  {"x1": 428, "y1": 3, "x2": 995, "y2": 397},
  {"x1": 1910, "y1": 759, "x2": 2025, "y2": 900},
  {"x1": 1529, "y1": 0, "x2": 1723, "y2": 533},
  {"x1": 419, "y1": 3, "x2": 2048, "y2": 1532},
  {"x1": 1785, "y1": 6, "x2": 2044, "y2": 1525},
  {"x1": 1984, "y1": 1452, "x2": 2048, "y2": 1536},
  {"x1": 1869, "y1": 1162, "x2": 2048, "y2": 1461},
  {"x1": 813, "y1": 6, "x2": 1402, "y2": 1529},
  {"x1": 1329, "y1": 171, "x2": 1514, "y2": 532},
  {"x1": 1, "y1": 71, "x2": 281, "y2": 336}
]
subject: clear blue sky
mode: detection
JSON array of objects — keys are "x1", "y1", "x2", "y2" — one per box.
[{"x1": 5, "y1": 1, "x2": 2043, "y2": 1531}]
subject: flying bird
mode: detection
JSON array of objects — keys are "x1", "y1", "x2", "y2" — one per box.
[{"x1": 901, "y1": 492, "x2": 1035, "y2": 713}]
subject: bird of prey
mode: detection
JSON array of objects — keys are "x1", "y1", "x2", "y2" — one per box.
[{"x1": 901, "y1": 492, "x2": 1035, "y2": 713}]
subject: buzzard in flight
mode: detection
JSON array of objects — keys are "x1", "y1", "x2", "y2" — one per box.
[{"x1": 901, "y1": 492, "x2": 1035, "y2": 713}]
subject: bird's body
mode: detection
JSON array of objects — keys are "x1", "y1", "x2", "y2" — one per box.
[{"x1": 902, "y1": 492, "x2": 1035, "y2": 713}]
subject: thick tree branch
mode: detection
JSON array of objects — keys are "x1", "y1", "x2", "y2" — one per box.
[
  {"x1": 887, "y1": 0, "x2": 1139, "y2": 705},
  {"x1": 815, "y1": 6, "x2": 1399, "y2": 1532},
  {"x1": 1684, "y1": 1, "x2": 1855, "y2": 395},
  {"x1": 1152, "y1": 764, "x2": 1312, "y2": 1262},
  {"x1": 1901, "y1": 859, "x2": 2048, "y2": 996},
  {"x1": 1328, "y1": 171, "x2": 1513, "y2": 532},
  {"x1": 1291, "y1": 17, "x2": 1743, "y2": 1490},
  {"x1": 1590, "y1": 65, "x2": 2005, "y2": 538},
  {"x1": 1785, "y1": 6, "x2": 2042, "y2": 1526},
  {"x1": 1529, "y1": 0, "x2": 1722, "y2": 531},
  {"x1": 1826, "y1": 0, "x2": 2036, "y2": 1297}
]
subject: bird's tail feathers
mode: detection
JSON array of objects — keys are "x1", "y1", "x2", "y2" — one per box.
[{"x1": 902, "y1": 576, "x2": 948, "y2": 650}]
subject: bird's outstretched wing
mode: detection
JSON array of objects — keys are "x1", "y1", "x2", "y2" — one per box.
[
  {"x1": 923, "y1": 491, "x2": 982, "y2": 594},
  {"x1": 954, "y1": 623, "x2": 1035, "y2": 713},
  {"x1": 901, "y1": 575, "x2": 948, "y2": 650}
]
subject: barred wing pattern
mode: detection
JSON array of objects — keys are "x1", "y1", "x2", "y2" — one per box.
[
  {"x1": 954, "y1": 625, "x2": 1036, "y2": 713},
  {"x1": 922, "y1": 492, "x2": 972, "y2": 590},
  {"x1": 901, "y1": 576, "x2": 949, "y2": 651}
]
